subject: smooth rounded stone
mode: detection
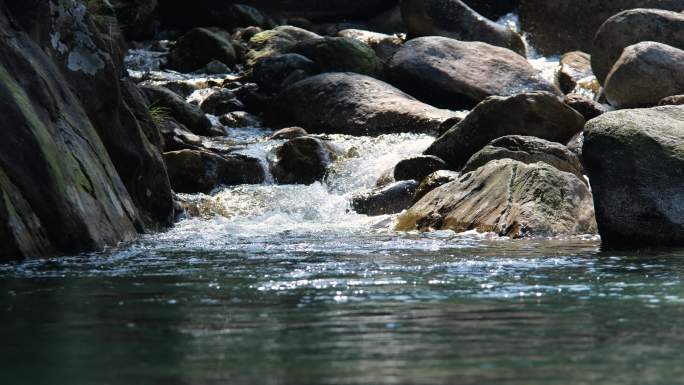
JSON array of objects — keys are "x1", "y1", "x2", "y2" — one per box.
[
  {"x1": 393, "y1": 156, "x2": 447, "y2": 182},
  {"x1": 592, "y1": 9, "x2": 684, "y2": 84},
  {"x1": 519, "y1": 0, "x2": 684, "y2": 56},
  {"x1": 583, "y1": 105, "x2": 684, "y2": 247},
  {"x1": 245, "y1": 26, "x2": 321, "y2": 67},
  {"x1": 219, "y1": 111, "x2": 263, "y2": 128},
  {"x1": 199, "y1": 89, "x2": 242, "y2": 115},
  {"x1": 351, "y1": 180, "x2": 420, "y2": 216},
  {"x1": 337, "y1": 29, "x2": 404, "y2": 62},
  {"x1": 462, "y1": 135, "x2": 585, "y2": 181},
  {"x1": 425, "y1": 92, "x2": 585, "y2": 170},
  {"x1": 275, "y1": 72, "x2": 460, "y2": 135},
  {"x1": 396, "y1": 159, "x2": 597, "y2": 237},
  {"x1": 604, "y1": 42, "x2": 684, "y2": 109},
  {"x1": 200, "y1": 60, "x2": 232, "y2": 74},
  {"x1": 557, "y1": 51, "x2": 593, "y2": 94},
  {"x1": 659, "y1": 94, "x2": 684, "y2": 105},
  {"x1": 286, "y1": 37, "x2": 383, "y2": 78},
  {"x1": 157, "y1": 117, "x2": 205, "y2": 152},
  {"x1": 167, "y1": 28, "x2": 237, "y2": 73},
  {"x1": 387, "y1": 36, "x2": 560, "y2": 109},
  {"x1": 252, "y1": 53, "x2": 318, "y2": 94},
  {"x1": 413, "y1": 170, "x2": 461, "y2": 203},
  {"x1": 164, "y1": 150, "x2": 265, "y2": 193},
  {"x1": 270, "y1": 127, "x2": 308, "y2": 140},
  {"x1": 368, "y1": 5, "x2": 406, "y2": 34},
  {"x1": 401, "y1": 0, "x2": 525, "y2": 55},
  {"x1": 141, "y1": 85, "x2": 217, "y2": 137},
  {"x1": 269, "y1": 136, "x2": 342, "y2": 185},
  {"x1": 462, "y1": 0, "x2": 519, "y2": 20},
  {"x1": 564, "y1": 94, "x2": 607, "y2": 121}
]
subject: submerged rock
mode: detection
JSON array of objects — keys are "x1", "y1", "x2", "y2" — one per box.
[
  {"x1": 167, "y1": 28, "x2": 237, "y2": 73},
  {"x1": 401, "y1": 0, "x2": 525, "y2": 54},
  {"x1": 396, "y1": 159, "x2": 597, "y2": 237},
  {"x1": 604, "y1": 42, "x2": 684, "y2": 108},
  {"x1": 387, "y1": 36, "x2": 559, "y2": 109},
  {"x1": 583, "y1": 105, "x2": 684, "y2": 247},
  {"x1": 426, "y1": 92, "x2": 585, "y2": 170},
  {"x1": 352, "y1": 180, "x2": 420, "y2": 216},
  {"x1": 393, "y1": 156, "x2": 447, "y2": 182},
  {"x1": 275, "y1": 72, "x2": 460, "y2": 135},
  {"x1": 270, "y1": 136, "x2": 341, "y2": 185}
]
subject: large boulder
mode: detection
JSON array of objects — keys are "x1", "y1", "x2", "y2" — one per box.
[
  {"x1": 604, "y1": 42, "x2": 684, "y2": 108},
  {"x1": 252, "y1": 53, "x2": 318, "y2": 94},
  {"x1": 583, "y1": 105, "x2": 684, "y2": 247},
  {"x1": 593, "y1": 9, "x2": 684, "y2": 83},
  {"x1": 396, "y1": 159, "x2": 597, "y2": 237},
  {"x1": 269, "y1": 136, "x2": 341, "y2": 185},
  {"x1": 393, "y1": 156, "x2": 447, "y2": 182},
  {"x1": 387, "y1": 36, "x2": 559, "y2": 109},
  {"x1": 401, "y1": 0, "x2": 525, "y2": 54},
  {"x1": 462, "y1": 0, "x2": 519, "y2": 20},
  {"x1": 462, "y1": 135, "x2": 585, "y2": 181},
  {"x1": 352, "y1": 180, "x2": 419, "y2": 216},
  {"x1": 275, "y1": 72, "x2": 460, "y2": 135},
  {"x1": 141, "y1": 85, "x2": 216, "y2": 136},
  {"x1": 287, "y1": 37, "x2": 383, "y2": 78},
  {"x1": 245, "y1": 26, "x2": 320, "y2": 67},
  {"x1": 557, "y1": 51, "x2": 593, "y2": 94},
  {"x1": 519, "y1": 0, "x2": 684, "y2": 56},
  {"x1": 167, "y1": 27, "x2": 237, "y2": 73},
  {"x1": 425, "y1": 92, "x2": 585, "y2": 169}
]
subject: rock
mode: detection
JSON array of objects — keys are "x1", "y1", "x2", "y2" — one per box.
[
  {"x1": 158, "y1": 117, "x2": 205, "y2": 152},
  {"x1": 275, "y1": 72, "x2": 460, "y2": 135},
  {"x1": 337, "y1": 29, "x2": 404, "y2": 62},
  {"x1": 200, "y1": 89, "x2": 245, "y2": 115},
  {"x1": 219, "y1": 111, "x2": 263, "y2": 128},
  {"x1": 270, "y1": 127, "x2": 308, "y2": 140},
  {"x1": 167, "y1": 28, "x2": 237, "y2": 73},
  {"x1": 141, "y1": 85, "x2": 216, "y2": 136},
  {"x1": 426, "y1": 92, "x2": 585, "y2": 169},
  {"x1": 592, "y1": 9, "x2": 684, "y2": 84},
  {"x1": 564, "y1": 94, "x2": 606, "y2": 121},
  {"x1": 413, "y1": 170, "x2": 461, "y2": 203},
  {"x1": 110, "y1": 0, "x2": 159, "y2": 41},
  {"x1": 287, "y1": 37, "x2": 383, "y2": 78},
  {"x1": 252, "y1": 53, "x2": 318, "y2": 94},
  {"x1": 270, "y1": 136, "x2": 341, "y2": 184},
  {"x1": 462, "y1": 135, "x2": 585, "y2": 181},
  {"x1": 387, "y1": 36, "x2": 559, "y2": 109},
  {"x1": 583, "y1": 105, "x2": 684, "y2": 247},
  {"x1": 368, "y1": 6, "x2": 406, "y2": 34},
  {"x1": 604, "y1": 42, "x2": 684, "y2": 108},
  {"x1": 401, "y1": 0, "x2": 525, "y2": 55},
  {"x1": 352, "y1": 180, "x2": 420, "y2": 216},
  {"x1": 159, "y1": 2, "x2": 271, "y2": 30},
  {"x1": 557, "y1": 51, "x2": 593, "y2": 94},
  {"x1": 462, "y1": 0, "x2": 519, "y2": 20},
  {"x1": 164, "y1": 150, "x2": 265, "y2": 193},
  {"x1": 394, "y1": 156, "x2": 447, "y2": 182},
  {"x1": 396, "y1": 159, "x2": 597, "y2": 237},
  {"x1": 245, "y1": 26, "x2": 320, "y2": 67},
  {"x1": 519, "y1": 0, "x2": 684, "y2": 56},
  {"x1": 659, "y1": 95, "x2": 684, "y2": 105},
  {"x1": 200, "y1": 60, "x2": 232, "y2": 74}
]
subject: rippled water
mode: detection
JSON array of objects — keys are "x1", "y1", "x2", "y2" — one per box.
[{"x1": 2, "y1": 17, "x2": 683, "y2": 385}]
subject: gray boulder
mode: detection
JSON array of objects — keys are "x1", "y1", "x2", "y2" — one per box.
[
  {"x1": 270, "y1": 136, "x2": 341, "y2": 185},
  {"x1": 557, "y1": 51, "x2": 593, "y2": 94},
  {"x1": 352, "y1": 180, "x2": 420, "y2": 216},
  {"x1": 287, "y1": 37, "x2": 383, "y2": 78},
  {"x1": 413, "y1": 170, "x2": 461, "y2": 203},
  {"x1": 394, "y1": 156, "x2": 447, "y2": 182},
  {"x1": 167, "y1": 28, "x2": 237, "y2": 73},
  {"x1": 245, "y1": 26, "x2": 320, "y2": 67}
]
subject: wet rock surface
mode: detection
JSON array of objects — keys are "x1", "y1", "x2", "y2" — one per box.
[
  {"x1": 270, "y1": 136, "x2": 341, "y2": 185},
  {"x1": 352, "y1": 180, "x2": 420, "y2": 216}
]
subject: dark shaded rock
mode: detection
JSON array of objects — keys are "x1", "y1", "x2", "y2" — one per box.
[
  {"x1": 286, "y1": 37, "x2": 383, "y2": 78},
  {"x1": 337, "y1": 29, "x2": 404, "y2": 62},
  {"x1": 401, "y1": 0, "x2": 525, "y2": 54},
  {"x1": 426, "y1": 92, "x2": 585, "y2": 170},
  {"x1": 200, "y1": 89, "x2": 245, "y2": 115},
  {"x1": 557, "y1": 51, "x2": 593, "y2": 94},
  {"x1": 592, "y1": 8, "x2": 684, "y2": 84},
  {"x1": 659, "y1": 94, "x2": 684, "y2": 105},
  {"x1": 111, "y1": 0, "x2": 159, "y2": 41},
  {"x1": 245, "y1": 26, "x2": 320, "y2": 67},
  {"x1": 141, "y1": 85, "x2": 216, "y2": 136},
  {"x1": 219, "y1": 111, "x2": 263, "y2": 128},
  {"x1": 252, "y1": 53, "x2": 318, "y2": 94},
  {"x1": 164, "y1": 150, "x2": 265, "y2": 193},
  {"x1": 387, "y1": 36, "x2": 559, "y2": 109},
  {"x1": 275, "y1": 72, "x2": 460, "y2": 135},
  {"x1": 158, "y1": 117, "x2": 204, "y2": 152},
  {"x1": 583, "y1": 105, "x2": 684, "y2": 247},
  {"x1": 397, "y1": 159, "x2": 597, "y2": 237},
  {"x1": 604, "y1": 42, "x2": 684, "y2": 108},
  {"x1": 368, "y1": 5, "x2": 406, "y2": 34},
  {"x1": 270, "y1": 137, "x2": 341, "y2": 184},
  {"x1": 564, "y1": 94, "x2": 606, "y2": 121},
  {"x1": 463, "y1": 0, "x2": 519, "y2": 20},
  {"x1": 200, "y1": 60, "x2": 232, "y2": 74},
  {"x1": 159, "y1": 2, "x2": 272, "y2": 30},
  {"x1": 167, "y1": 28, "x2": 237, "y2": 73},
  {"x1": 413, "y1": 170, "x2": 460, "y2": 203},
  {"x1": 394, "y1": 156, "x2": 447, "y2": 182},
  {"x1": 270, "y1": 127, "x2": 308, "y2": 140},
  {"x1": 519, "y1": 0, "x2": 684, "y2": 56},
  {"x1": 462, "y1": 135, "x2": 585, "y2": 181},
  {"x1": 352, "y1": 180, "x2": 420, "y2": 216}
]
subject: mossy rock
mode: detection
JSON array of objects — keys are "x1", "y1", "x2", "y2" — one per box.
[{"x1": 245, "y1": 26, "x2": 320, "y2": 67}]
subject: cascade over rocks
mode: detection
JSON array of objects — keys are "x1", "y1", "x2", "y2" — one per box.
[
  {"x1": 604, "y1": 42, "x2": 684, "y2": 109},
  {"x1": 592, "y1": 9, "x2": 684, "y2": 84},
  {"x1": 275, "y1": 72, "x2": 461, "y2": 136},
  {"x1": 270, "y1": 136, "x2": 342, "y2": 185},
  {"x1": 167, "y1": 27, "x2": 237, "y2": 73},
  {"x1": 583, "y1": 105, "x2": 684, "y2": 247},
  {"x1": 425, "y1": 92, "x2": 585, "y2": 170},
  {"x1": 397, "y1": 159, "x2": 597, "y2": 237},
  {"x1": 387, "y1": 36, "x2": 559, "y2": 109},
  {"x1": 401, "y1": 0, "x2": 525, "y2": 55}
]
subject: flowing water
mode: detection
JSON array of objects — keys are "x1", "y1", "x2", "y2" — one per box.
[{"x1": 2, "y1": 18, "x2": 684, "y2": 385}]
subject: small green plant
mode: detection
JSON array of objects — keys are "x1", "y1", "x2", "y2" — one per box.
[{"x1": 148, "y1": 105, "x2": 170, "y2": 125}]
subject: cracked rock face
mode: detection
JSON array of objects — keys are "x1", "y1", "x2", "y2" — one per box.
[{"x1": 396, "y1": 159, "x2": 597, "y2": 238}]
